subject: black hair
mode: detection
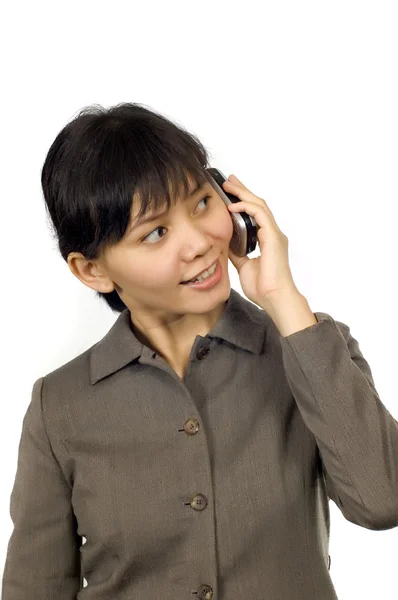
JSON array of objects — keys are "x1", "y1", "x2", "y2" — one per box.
[{"x1": 41, "y1": 102, "x2": 212, "y2": 313}]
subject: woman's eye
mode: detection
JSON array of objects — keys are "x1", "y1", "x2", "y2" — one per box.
[{"x1": 141, "y1": 195, "x2": 211, "y2": 244}]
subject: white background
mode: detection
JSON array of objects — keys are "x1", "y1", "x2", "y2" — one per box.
[{"x1": 1, "y1": 1, "x2": 397, "y2": 598}]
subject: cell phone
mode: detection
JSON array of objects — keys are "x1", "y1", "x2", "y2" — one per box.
[{"x1": 205, "y1": 167, "x2": 259, "y2": 256}]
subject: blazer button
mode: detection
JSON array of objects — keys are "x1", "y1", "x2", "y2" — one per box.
[
  {"x1": 190, "y1": 494, "x2": 208, "y2": 511},
  {"x1": 183, "y1": 418, "x2": 200, "y2": 435},
  {"x1": 196, "y1": 345, "x2": 210, "y2": 360},
  {"x1": 197, "y1": 584, "x2": 213, "y2": 599},
  {"x1": 328, "y1": 555, "x2": 331, "y2": 570}
]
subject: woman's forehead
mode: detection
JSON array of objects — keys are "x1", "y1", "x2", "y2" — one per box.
[{"x1": 129, "y1": 171, "x2": 207, "y2": 225}]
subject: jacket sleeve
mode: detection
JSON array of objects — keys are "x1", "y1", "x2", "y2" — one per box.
[
  {"x1": 1, "y1": 376, "x2": 81, "y2": 599},
  {"x1": 279, "y1": 311, "x2": 398, "y2": 531}
]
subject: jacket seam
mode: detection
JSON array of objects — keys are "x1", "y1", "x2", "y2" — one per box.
[
  {"x1": 40, "y1": 375, "x2": 74, "y2": 490},
  {"x1": 302, "y1": 436, "x2": 318, "y2": 597}
]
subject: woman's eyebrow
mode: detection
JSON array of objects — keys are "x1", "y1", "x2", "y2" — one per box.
[{"x1": 129, "y1": 181, "x2": 205, "y2": 230}]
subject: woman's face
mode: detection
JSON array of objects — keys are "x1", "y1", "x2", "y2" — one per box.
[{"x1": 93, "y1": 175, "x2": 234, "y2": 325}]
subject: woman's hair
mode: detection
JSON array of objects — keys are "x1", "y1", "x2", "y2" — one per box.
[{"x1": 41, "y1": 102, "x2": 212, "y2": 313}]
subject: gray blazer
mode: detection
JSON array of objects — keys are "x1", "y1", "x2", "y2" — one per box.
[{"x1": 2, "y1": 288, "x2": 398, "y2": 599}]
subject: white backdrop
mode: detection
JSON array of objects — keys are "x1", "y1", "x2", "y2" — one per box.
[{"x1": 1, "y1": 1, "x2": 397, "y2": 598}]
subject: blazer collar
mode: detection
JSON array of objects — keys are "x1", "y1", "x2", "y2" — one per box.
[{"x1": 90, "y1": 287, "x2": 268, "y2": 385}]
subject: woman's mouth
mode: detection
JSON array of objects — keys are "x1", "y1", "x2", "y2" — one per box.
[{"x1": 179, "y1": 258, "x2": 222, "y2": 290}]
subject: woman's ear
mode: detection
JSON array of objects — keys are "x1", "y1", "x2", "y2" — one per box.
[{"x1": 67, "y1": 252, "x2": 115, "y2": 293}]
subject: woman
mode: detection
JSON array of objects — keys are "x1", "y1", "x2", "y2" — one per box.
[{"x1": 2, "y1": 102, "x2": 398, "y2": 600}]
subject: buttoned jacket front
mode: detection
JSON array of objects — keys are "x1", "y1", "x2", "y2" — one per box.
[{"x1": 2, "y1": 288, "x2": 398, "y2": 599}]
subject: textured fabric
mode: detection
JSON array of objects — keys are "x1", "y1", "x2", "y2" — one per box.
[{"x1": 2, "y1": 287, "x2": 398, "y2": 599}]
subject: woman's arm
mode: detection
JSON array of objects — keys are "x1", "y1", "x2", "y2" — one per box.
[{"x1": 1, "y1": 377, "x2": 81, "y2": 599}]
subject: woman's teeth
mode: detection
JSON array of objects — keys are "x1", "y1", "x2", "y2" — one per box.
[{"x1": 188, "y1": 262, "x2": 217, "y2": 283}]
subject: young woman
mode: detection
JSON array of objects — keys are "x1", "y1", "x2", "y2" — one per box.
[{"x1": 2, "y1": 103, "x2": 397, "y2": 600}]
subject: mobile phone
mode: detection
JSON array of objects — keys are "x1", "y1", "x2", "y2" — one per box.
[{"x1": 205, "y1": 168, "x2": 259, "y2": 256}]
